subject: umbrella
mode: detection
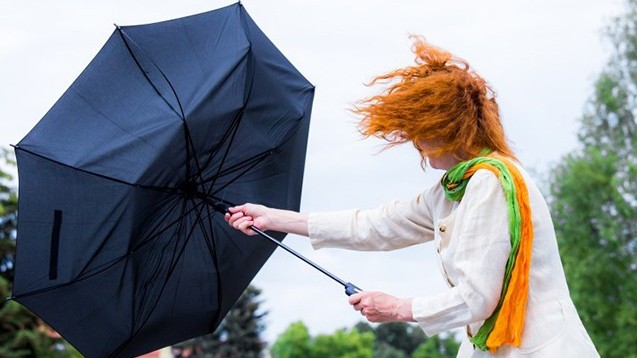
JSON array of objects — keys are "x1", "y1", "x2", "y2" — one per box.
[{"x1": 9, "y1": 3, "x2": 325, "y2": 357}]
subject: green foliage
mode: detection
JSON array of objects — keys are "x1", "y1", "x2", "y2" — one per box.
[
  {"x1": 374, "y1": 343, "x2": 407, "y2": 358},
  {"x1": 411, "y1": 336, "x2": 460, "y2": 358},
  {"x1": 373, "y1": 322, "x2": 426, "y2": 356},
  {"x1": 271, "y1": 321, "x2": 459, "y2": 358},
  {"x1": 0, "y1": 276, "x2": 78, "y2": 357},
  {"x1": 270, "y1": 321, "x2": 312, "y2": 358},
  {"x1": 271, "y1": 321, "x2": 374, "y2": 358},
  {"x1": 312, "y1": 328, "x2": 374, "y2": 358},
  {"x1": 547, "y1": 1, "x2": 637, "y2": 357},
  {"x1": 173, "y1": 285, "x2": 268, "y2": 357}
]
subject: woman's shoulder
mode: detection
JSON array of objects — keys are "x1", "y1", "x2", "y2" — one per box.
[{"x1": 421, "y1": 174, "x2": 456, "y2": 216}]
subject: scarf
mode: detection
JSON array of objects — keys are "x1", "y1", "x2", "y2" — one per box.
[{"x1": 441, "y1": 154, "x2": 533, "y2": 352}]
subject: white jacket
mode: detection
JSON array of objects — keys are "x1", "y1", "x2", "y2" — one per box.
[{"x1": 308, "y1": 166, "x2": 599, "y2": 357}]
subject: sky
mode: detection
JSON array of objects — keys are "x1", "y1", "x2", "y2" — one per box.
[{"x1": 0, "y1": 0, "x2": 624, "y2": 347}]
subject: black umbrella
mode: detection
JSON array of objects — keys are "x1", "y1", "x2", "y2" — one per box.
[{"x1": 9, "y1": 4, "x2": 357, "y2": 357}]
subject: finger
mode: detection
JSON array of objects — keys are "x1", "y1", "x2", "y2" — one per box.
[
  {"x1": 348, "y1": 293, "x2": 362, "y2": 305},
  {"x1": 227, "y1": 211, "x2": 243, "y2": 225},
  {"x1": 233, "y1": 216, "x2": 252, "y2": 228},
  {"x1": 230, "y1": 213, "x2": 252, "y2": 227},
  {"x1": 229, "y1": 213, "x2": 244, "y2": 227},
  {"x1": 231, "y1": 217, "x2": 253, "y2": 232},
  {"x1": 228, "y1": 205, "x2": 245, "y2": 214},
  {"x1": 237, "y1": 219, "x2": 255, "y2": 232}
]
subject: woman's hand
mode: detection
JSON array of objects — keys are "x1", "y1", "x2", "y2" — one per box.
[
  {"x1": 224, "y1": 203, "x2": 271, "y2": 236},
  {"x1": 348, "y1": 291, "x2": 414, "y2": 323},
  {"x1": 224, "y1": 204, "x2": 309, "y2": 237}
]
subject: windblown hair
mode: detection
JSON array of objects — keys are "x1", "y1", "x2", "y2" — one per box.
[{"x1": 354, "y1": 36, "x2": 516, "y2": 162}]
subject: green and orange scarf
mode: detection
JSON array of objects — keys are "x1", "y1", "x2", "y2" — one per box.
[{"x1": 441, "y1": 154, "x2": 533, "y2": 352}]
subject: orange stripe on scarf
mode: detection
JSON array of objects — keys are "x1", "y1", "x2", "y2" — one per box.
[{"x1": 486, "y1": 159, "x2": 533, "y2": 350}]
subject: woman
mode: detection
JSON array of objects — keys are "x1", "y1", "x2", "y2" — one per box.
[{"x1": 225, "y1": 37, "x2": 598, "y2": 357}]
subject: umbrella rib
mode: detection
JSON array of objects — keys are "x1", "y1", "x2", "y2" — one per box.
[
  {"x1": 14, "y1": 146, "x2": 178, "y2": 194},
  {"x1": 61, "y1": 89, "x2": 184, "y2": 183},
  {"x1": 116, "y1": 26, "x2": 207, "y2": 189},
  {"x1": 196, "y1": 202, "x2": 225, "y2": 329},
  {"x1": 127, "y1": 198, "x2": 205, "y2": 255},
  {"x1": 203, "y1": 148, "x2": 273, "y2": 184},
  {"x1": 205, "y1": 110, "x2": 244, "y2": 193},
  {"x1": 210, "y1": 151, "x2": 273, "y2": 196},
  {"x1": 75, "y1": 195, "x2": 181, "y2": 281},
  {"x1": 203, "y1": 44, "x2": 256, "y2": 195},
  {"x1": 115, "y1": 27, "x2": 184, "y2": 121},
  {"x1": 112, "y1": 197, "x2": 204, "y2": 358},
  {"x1": 12, "y1": 198, "x2": 205, "y2": 301},
  {"x1": 129, "y1": 197, "x2": 190, "y2": 341},
  {"x1": 199, "y1": 109, "x2": 244, "y2": 176}
]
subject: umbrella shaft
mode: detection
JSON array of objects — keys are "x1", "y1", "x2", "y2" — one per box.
[
  {"x1": 250, "y1": 225, "x2": 348, "y2": 287},
  {"x1": 205, "y1": 197, "x2": 360, "y2": 295}
]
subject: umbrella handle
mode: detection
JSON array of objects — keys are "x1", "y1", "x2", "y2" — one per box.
[{"x1": 344, "y1": 282, "x2": 361, "y2": 296}]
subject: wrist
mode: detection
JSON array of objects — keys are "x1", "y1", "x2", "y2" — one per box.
[
  {"x1": 395, "y1": 297, "x2": 415, "y2": 322},
  {"x1": 266, "y1": 208, "x2": 309, "y2": 237}
]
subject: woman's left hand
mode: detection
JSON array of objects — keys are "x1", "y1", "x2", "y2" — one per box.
[{"x1": 348, "y1": 291, "x2": 415, "y2": 323}]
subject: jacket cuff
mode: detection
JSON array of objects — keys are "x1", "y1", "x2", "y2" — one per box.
[{"x1": 412, "y1": 290, "x2": 473, "y2": 336}]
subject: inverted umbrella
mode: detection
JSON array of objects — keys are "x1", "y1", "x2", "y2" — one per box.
[{"x1": 8, "y1": 4, "x2": 357, "y2": 357}]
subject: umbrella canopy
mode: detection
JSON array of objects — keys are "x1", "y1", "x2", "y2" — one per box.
[{"x1": 12, "y1": 3, "x2": 313, "y2": 357}]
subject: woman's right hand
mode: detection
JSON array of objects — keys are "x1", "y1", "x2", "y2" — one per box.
[{"x1": 224, "y1": 203, "x2": 271, "y2": 236}]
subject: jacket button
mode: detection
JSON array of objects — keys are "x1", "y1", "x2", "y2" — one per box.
[{"x1": 439, "y1": 224, "x2": 447, "y2": 232}]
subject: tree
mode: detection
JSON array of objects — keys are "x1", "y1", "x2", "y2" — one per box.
[
  {"x1": 411, "y1": 336, "x2": 460, "y2": 358},
  {"x1": 271, "y1": 322, "x2": 374, "y2": 358},
  {"x1": 547, "y1": 1, "x2": 637, "y2": 357},
  {"x1": 173, "y1": 285, "x2": 268, "y2": 357},
  {"x1": 373, "y1": 322, "x2": 426, "y2": 357},
  {"x1": 311, "y1": 328, "x2": 374, "y2": 358},
  {"x1": 271, "y1": 320, "x2": 459, "y2": 358},
  {"x1": 270, "y1": 321, "x2": 312, "y2": 358}
]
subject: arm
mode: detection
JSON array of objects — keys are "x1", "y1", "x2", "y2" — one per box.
[
  {"x1": 226, "y1": 188, "x2": 436, "y2": 251},
  {"x1": 412, "y1": 170, "x2": 511, "y2": 335},
  {"x1": 308, "y1": 190, "x2": 436, "y2": 251},
  {"x1": 224, "y1": 203, "x2": 309, "y2": 236},
  {"x1": 346, "y1": 171, "x2": 511, "y2": 331}
]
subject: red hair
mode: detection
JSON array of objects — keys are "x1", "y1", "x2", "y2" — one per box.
[{"x1": 354, "y1": 36, "x2": 516, "y2": 162}]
